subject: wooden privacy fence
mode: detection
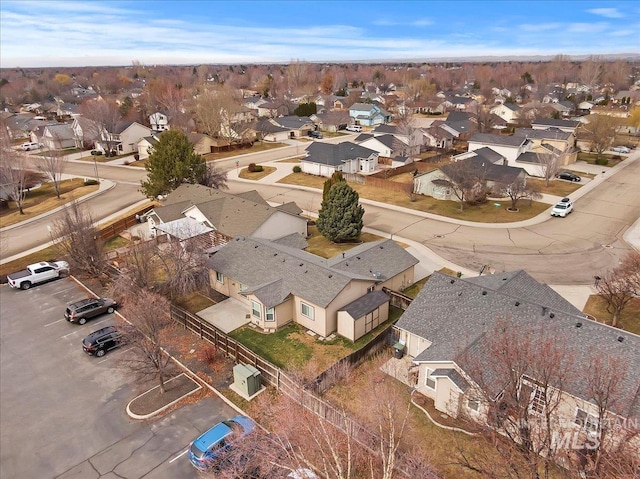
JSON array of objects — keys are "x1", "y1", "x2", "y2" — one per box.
[
  {"x1": 98, "y1": 205, "x2": 155, "y2": 240},
  {"x1": 383, "y1": 287, "x2": 414, "y2": 310}
]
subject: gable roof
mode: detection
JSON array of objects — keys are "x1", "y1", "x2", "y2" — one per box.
[
  {"x1": 272, "y1": 116, "x2": 313, "y2": 129},
  {"x1": 472, "y1": 146, "x2": 506, "y2": 164},
  {"x1": 531, "y1": 118, "x2": 580, "y2": 129},
  {"x1": 441, "y1": 157, "x2": 524, "y2": 184},
  {"x1": 470, "y1": 132, "x2": 527, "y2": 148},
  {"x1": 514, "y1": 128, "x2": 572, "y2": 141},
  {"x1": 339, "y1": 290, "x2": 390, "y2": 319},
  {"x1": 303, "y1": 141, "x2": 377, "y2": 166},
  {"x1": 396, "y1": 271, "x2": 640, "y2": 420},
  {"x1": 446, "y1": 111, "x2": 476, "y2": 123}
]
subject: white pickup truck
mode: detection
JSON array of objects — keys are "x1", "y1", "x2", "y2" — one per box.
[{"x1": 6, "y1": 261, "x2": 69, "y2": 290}]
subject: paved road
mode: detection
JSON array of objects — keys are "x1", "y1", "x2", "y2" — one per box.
[{"x1": 0, "y1": 278, "x2": 234, "y2": 479}]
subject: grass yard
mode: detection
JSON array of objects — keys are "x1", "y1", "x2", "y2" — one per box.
[
  {"x1": 401, "y1": 268, "x2": 458, "y2": 298},
  {"x1": 526, "y1": 178, "x2": 582, "y2": 197},
  {"x1": 238, "y1": 166, "x2": 277, "y2": 180},
  {"x1": 103, "y1": 235, "x2": 130, "y2": 252},
  {"x1": 577, "y1": 152, "x2": 623, "y2": 167},
  {"x1": 0, "y1": 179, "x2": 99, "y2": 227},
  {"x1": 278, "y1": 173, "x2": 549, "y2": 222},
  {"x1": 277, "y1": 157, "x2": 303, "y2": 163},
  {"x1": 175, "y1": 291, "x2": 217, "y2": 314},
  {"x1": 583, "y1": 295, "x2": 640, "y2": 335},
  {"x1": 304, "y1": 225, "x2": 387, "y2": 258},
  {"x1": 202, "y1": 141, "x2": 287, "y2": 161}
]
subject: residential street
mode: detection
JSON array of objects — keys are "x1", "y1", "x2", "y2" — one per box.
[{"x1": 2, "y1": 147, "x2": 639, "y2": 286}]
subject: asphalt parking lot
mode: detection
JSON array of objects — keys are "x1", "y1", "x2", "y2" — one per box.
[{"x1": 0, "y1": 277, "x2": 236, "y2": 478}]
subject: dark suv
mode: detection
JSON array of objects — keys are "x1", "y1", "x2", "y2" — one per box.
[
  {"x1": 65, "y1": 297, "x2": 117, "y2": 325},
  {"x1": 308, "y1": 130, "x2": 323, "y2": 139},
  {"x1": 82, "y1": 326, "x2": 122, "y2": 357}
]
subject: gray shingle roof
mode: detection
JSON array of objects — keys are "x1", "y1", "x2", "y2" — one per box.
[
  {"x1": 303, "y1": 141, "x2": 377, "y2": 167},
  {"x1": 273, "y1": 115, "x2": 313, "y2": 129},
  {"x1": 470, "y1": 133, "x2": 527, "y2": 148},
  {"x1": 514, "y1": 128, "x2": 571, "y2": 141},
  {"x1": 339, "y1": 290, "x2": 390, "y2": 319},
  {"x1": 532, "y1": 118, "x2": 579, "y2": 129},
  {"x1": 152, "y1": 200, "x2": 192, "y2": 223},
  {"x1": 472, "y1": 147, "x2": 506, "y2": 164},
  {"x1": 396, "y1": 271, "x2": 640, "y2": 420},
  {"x1": 431, "y1": 368, "x2": 470, "y2": 392},
  {"x1": 515, "y1": 151, "x2": 544, "y2": 164},
  {"x1": 440, "y1": 157, "x2": 524, "y2": 184}
]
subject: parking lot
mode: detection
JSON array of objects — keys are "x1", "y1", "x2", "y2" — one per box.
[{"x1": 0, "y1": 277, "x2": 235, "y2": 478}]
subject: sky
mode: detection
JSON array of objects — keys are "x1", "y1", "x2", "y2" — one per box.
[{"x1": 1, "y1": 0, "x2": 639, "y2": 68}]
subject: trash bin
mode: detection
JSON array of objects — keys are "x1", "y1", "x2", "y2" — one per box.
[{"x1": 393, "y1": 342, "x2": 404, "y2": 359}]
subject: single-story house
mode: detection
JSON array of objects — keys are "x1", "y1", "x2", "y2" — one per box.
[
  {"x1": 207, "y1": 236, "x2": 418, "y2": 340},
  {"x1": 301, "y1": 141, "x2": 379, "y2": 178},
  {"x1": 349, "y1": 103, "x2": 391, "y2": 127},
  {"x1": 391, "y1": 270, "x2": 640, "y2": 451},
  {"x1": 144, "y1": 184, "x2": 307, "y2": 248}
]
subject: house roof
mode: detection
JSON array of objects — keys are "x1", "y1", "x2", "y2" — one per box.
[
  {"x1": 396, "y1": 271, "x2": 640, "y2": 420},
  {"x1": 470, "y1": 132, "x2": 527, "y2": 148},
  {"x1": 472, "y1": 146, "x2": 506, "y2": 164},
  {"x1": 532, "y1": 118, "x2": 579, "y2": 129},
  {"x1": 339, "y1": 290, "x2": 390, "y2": 319},
  {"x1": 303, "y1": 141, "x2": 378, "y2": 167},
  {"x1": 445, "y1": 111, "x2": 476, "y2": 123},
  {"x1": 256, "y1": 119, "x2": 290, "y2": 134},
  {"x1": 154, "y1": 217, "x2": 213, "y2": 240},
  {"x1": 271, "y1": 232, "x2": 308, "y2": 250},
  {"x1": 151, "y1": 200, "x2": 193, "y2": 223},
  {"x1": 354, "y1": 133, "x2": 374, "y2": 142},
  {"x1": 430, "y1": 368, "x2": 470, "y2": 392},
  {"x1": 443, "y1": 120, "x2": 477, "y2": 136},
  {"x1": 514, "y1": 128, "x2": 572, "y2": 141},
  {"x1": 441, "y1": 156, "x2": 524, "y2": 184},
  {"x1": 515, "y1": 151, "x2": 545, "y2": 164},
  {"x1": 207, "y1": 237, "x2": 417, "y2": 309},
  {"x1": 272, "y1": 115, "x2": 313, "y2": 130}
]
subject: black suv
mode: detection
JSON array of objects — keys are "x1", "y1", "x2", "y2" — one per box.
[
  {"x1": 82, "y1": 326, "x2": 122, "y2": 357},
  {"x1": 308, "y1": 130, "x2": 323, "y2": 139},
  {"x1": 65, "y1": 297, "x2": 117, "y2": 325}
]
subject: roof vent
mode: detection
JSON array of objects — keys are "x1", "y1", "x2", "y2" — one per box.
[
  {"x1": 482, "y1": 291, "x2": 487, "y2": 296},
  {"x1": 342, "y1": 252, "x2": 345, "y2": 258},
  {"x1": 299, "y1": 263, "x2": 303, "y2": 267},
  {"x1": 549, "y1": 313, "x2": 555, "y2": 318},
  {"x1": 356, "y1": 256, "x2": 361, "y2": 260},
  {"x1": 254, "y1": 245, "x2": 258, "y2": 248},
  {"x1": 273, "y1": 253, "x2": 277, "y2": 256},
  {"x1": 617, "y1": 336, "x2": 624, "y2": 343},
  {"x1": 576, "y1": 322, "x2": 582, "y2": 328},
  {"x1": 450, "y1": 279, "x2": 455, "y2": 284},
  {"x1": 542, "y1": 306, "x2": 548, "y2": 316},
  {"x1": 328, "y1": 274, "x2": 332, "y2": 278},
  {"x1": 515, "y1": 301, "x2": 520, "y2": 306}
]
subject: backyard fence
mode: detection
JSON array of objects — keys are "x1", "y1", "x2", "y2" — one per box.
[{"x1": 98, "y1": 205, "x2": 155, "y2": 240}]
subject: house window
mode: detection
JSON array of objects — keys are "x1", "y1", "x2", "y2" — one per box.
[
  {"x1": 575, "y1": 408, "x2": 598, "y2": 433},
  {"x1": 251, "y1": 300, "x2": 261, "y2": 319},
  {"x1": 266, "y1": 307, "x2": 275, "y2": 322},
  {"x1": 467, "y1": 399, "x2": 480, "y2": 412},
  {"x1": 239, "y1": 283, "x2": 248, "y2": 297},
  {"x1": 530, "y1": 388, "x2": 546, "y2": 414},
  {"x1": 215, "y1": 272, "x2": 224, "y2": 284},
  {"x1": 425, "y1": 368, "x2": 436, "y2": 390},
  {"x1": 301, "y1": 302, "x2": 314, "y2": 320}
]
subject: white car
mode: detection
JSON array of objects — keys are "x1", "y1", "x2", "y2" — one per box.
[
  {"x1": 612, "y1": 146, "x2": 630, "y2": 154},
  {"x1": 551, "y1": 198, "x2": 573, "y2": 217}
]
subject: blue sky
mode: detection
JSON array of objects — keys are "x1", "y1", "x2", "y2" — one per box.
[{"x1": 1, "y1": 1, "x2": 638, "y2": 68}]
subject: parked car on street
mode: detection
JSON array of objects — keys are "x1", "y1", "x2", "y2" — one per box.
[
  {"x1": 612, "y1": 146, "x2": 631, "y2": 154},
  {"x1": 551, "y1": 197, "x2": 573, "y2": 217},
  {"x1": 20, "y1": 141, "x2": 41, "y2": 151},
  {"x1": 189, "y1": 415, "x2": 255, "y2": 471},
  {"x1": 82, "y1": 326, "x2": 123, "y2": 357},
  {"x1": 7, "y1": 261, "x2": 69, "y2": 290},
  {"x1": 308, "y1": 130, "x2": 323, "y2": 139},
  {"x1": 65, "y1": 297, "x2": 117, "y2": 325},
  {"x1": 556, "y1": 171, "x2": 581, "y2": 182},
  {"x1": 345, "y1": 124, "x2": 362, "y2": 132}
]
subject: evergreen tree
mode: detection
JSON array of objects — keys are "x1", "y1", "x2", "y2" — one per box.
[
  {"x1": 140, "y1": 130, "x2": 206, "y2": 198},
  {"x1": 322, "y1": 171, "x2": 345, "y2": 201},
  {"x1": 317, "y1": 181, "x2": 364, "y2": 243}
]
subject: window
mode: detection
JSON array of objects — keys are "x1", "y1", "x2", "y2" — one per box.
[
  {"x1": 425, "y1": 368, "x2": 436, "y2": 390},
  {"x1": 215, "y1": 272, "x2": 224, "y2": 284},
  {"x1": 575, "y1": 409, "x2": 598, "y2": 433},
  {"x1": 301, "y1": 302, "x2": 314, "y2": 320},
  {"x1": 467, "y1": 399, "x2": 480, "y2": 412},
  {"x1": 266, "y1": 307, "x2": 275, "y2": 322},
  {"x1": 251, "y1": 301, "x2": 261, "y2": 319},
  {"x1": 530, "y1": 388, "x2": 546, "y2": 414}
]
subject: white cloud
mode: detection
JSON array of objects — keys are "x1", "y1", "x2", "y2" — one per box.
[{"x1": 586, "y1": 8, "x2": 624, "y2": 18}]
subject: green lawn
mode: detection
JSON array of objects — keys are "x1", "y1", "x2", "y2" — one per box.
[
  {"x1": 583, "y1": 295, "x2": 640, "y2": 335},
  {"x1": 304, "y1": 225, "x2": 386, "y2": 259}
]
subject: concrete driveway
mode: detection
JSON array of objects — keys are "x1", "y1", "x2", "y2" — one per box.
[
  {"x1": 0, "y1": 278, "x2": 236, "y2": 479},
  {"x1": 197, "y1": 297, "x2": 251, "y2": 333}
]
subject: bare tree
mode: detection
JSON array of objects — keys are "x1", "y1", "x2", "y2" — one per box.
[
  {"x1": 579, "y1": 56, "x2": 604, "y2": 93},
  {"x1": 80, "y1": 99, "x2": 122, "y2": 157},
  {"x1": 0, "y1": 124, "x2": 30, "y2": 215},
  {"x1": 50, "y1": 200, "x2": 105, "y2": 277},
  {"x1": 38, "y1": 141, "x2": 68, "y2": 199},
  {"x1": 119, "y1": 289, "x2": 175, "y2": 394},
  {"x1": 438, "y1": 160, "x2": 489, "y2": 210},
  {"x1": 595, "y1": 251, "x2": 640, "y2": 327},
  {"x1": 498, "y1": 177, "x2": 542, "y2": 211},
  {"x1": 581, "y1": 115, "x2": 619, "y2": 159},
  {"x1": 193, "y1": 84, "x2": 245, "y2": 144},
  {"x1": 535, "y1": 151, "x2": 562, "y2": 186}
]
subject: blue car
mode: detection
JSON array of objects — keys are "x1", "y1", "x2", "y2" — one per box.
[{"x1": 188, "y1": 415, "x2": 255, "y2": 471}]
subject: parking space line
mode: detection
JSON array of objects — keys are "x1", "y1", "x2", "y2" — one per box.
[
  {"x1": 169, "y1": 449, "x2": 189, "y2": 463},
  {"x1": 45, "y1": 319, "x2": 65, "y2": 327},
  {"x1": 97, "y1": 347, "x2": 133, "y2": 363},
  {"x1": 61, "y1": 330, "x2": 80, "y2": 339}
]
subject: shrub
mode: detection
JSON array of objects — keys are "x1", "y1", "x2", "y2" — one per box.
[
  {"x1": 133, "y1": 154, "x2": 140, "y2": 161},
  {"x1": 293, "y1": 165, "x2": 302, "y2": 173},
  {"x1": 90, "y1": 150, "x2": 97, "y2": 156},
  {"x1": 595, "y1": 158, "x2": 609, "y2": 166},
  {"x1": 248, "y1": 162, "x2": 256, "y2": 172},
  {"x1": 95, "y1": 150, "x2": 103, "y2": 156}
]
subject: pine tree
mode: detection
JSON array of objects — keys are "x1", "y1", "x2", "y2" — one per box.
[
  {"x1": 317, "y1": 181, "x2": 364, "y2": 243},
  {"x1": 140, "y1": 130, "x2": 206, "y2": 198},
  {"x1": 322, "y1": 171, "x2": 345, "y2": 201}
]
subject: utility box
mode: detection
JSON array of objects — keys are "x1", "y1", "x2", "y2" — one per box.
[{"x1": 233, "y1": 363, "x2": 262, "y2": 397}]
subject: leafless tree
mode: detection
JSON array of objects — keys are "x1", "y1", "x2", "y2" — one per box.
[
  {"x1": 0, "y1": 124, "x2": 30, "y2": 214},
  {"x1": 38, "y1": 141, "x2": 68, "y2": 199},
  {"x1": 581, "y1": 115, "x2": 619, "y2": 159},
  {"x1": 80, "y1": 99, "x2": 122, "y2": 157},
  {"x1": 193, "y1": 84, "x2": 246, "y2": 144},
  {"x1": 119, "y1": 289, "x2": 175, "y2": 394},
  {"x1": 535, "y1": 151, "x2": 562, "y2": 186},
  {"x1": 438, "y1": 160, "x2": 489, "y2": 210},
  {"x1": 579, "y1": 56, "x2": 604, "y2": 92},
  {"x1": 50, "y1": 200, "x2": 105, "y2": 277},
  {"x1": 199, "y1": 164, "x2": 228, "y2": 190},
  {"x1": 595, "y1": 251, "x2": 640, "y2": 327},
  {"x1": 497, "y1": 177, "x2": 542, "y2": 211}
]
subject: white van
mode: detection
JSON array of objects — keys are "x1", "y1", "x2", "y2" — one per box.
[
  {"x1": 21, "y1": 142, "x2": 41, "y2": 151},
  {"x1": 346, "y1": 125, "x2": 362, "y2": 132}
]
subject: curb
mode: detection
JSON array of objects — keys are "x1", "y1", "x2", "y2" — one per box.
[{"x1": 126, "y1": 373, "x2": 202, "y2": 420}]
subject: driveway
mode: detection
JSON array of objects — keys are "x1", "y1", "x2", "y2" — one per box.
[{"x1": 0, "y1": 278, "x2": 236, "y2": 479}]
